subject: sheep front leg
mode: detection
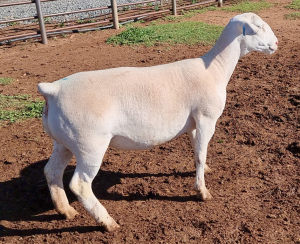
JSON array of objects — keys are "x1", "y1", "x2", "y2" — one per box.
[
  {"x1": 69, "y1": 143, "x2": 120, "y2": 232},
  {"x1": 44, "y1": 141, "x2": 78, "y2": 219},
  {"x1": 192, "y1": 118, "x2": 216, "y2": 201}
]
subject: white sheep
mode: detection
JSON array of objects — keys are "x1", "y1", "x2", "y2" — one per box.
[{"x1": 38, "y1": 13, "x2": 278, "y2": 232}]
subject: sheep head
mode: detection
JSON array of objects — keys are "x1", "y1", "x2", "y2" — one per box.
[{"x1": 231, "y1": 13, "x2": 278, "y2": 57}]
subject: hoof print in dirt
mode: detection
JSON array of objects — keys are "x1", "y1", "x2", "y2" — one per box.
[
  {"x1": 287, "y1": 142, "x2": 300, "y2": 158},
  {"x1": 288, "y1": 95, "x2": 300, "y2": 107}
]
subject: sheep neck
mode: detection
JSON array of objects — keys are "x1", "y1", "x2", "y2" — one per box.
[{"x1": 201, "y1": 25, "x2": 242, "y2": 88}]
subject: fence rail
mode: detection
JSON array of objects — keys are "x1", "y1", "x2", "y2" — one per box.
[{"x1": 0, "y1": 0, "x2": 222, "y2": 45}]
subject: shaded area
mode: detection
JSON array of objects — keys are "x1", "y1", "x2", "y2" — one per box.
[{"x1": 0, "y1": 158, "x2": 197, "y2": 221}]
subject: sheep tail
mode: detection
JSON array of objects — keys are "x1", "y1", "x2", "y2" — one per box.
[{"x1": 37, "y1": 82, "x2": 60, "y2": 139}]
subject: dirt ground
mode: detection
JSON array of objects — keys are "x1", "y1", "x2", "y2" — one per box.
[{"x1": 0, "y1": 0, "x2": 299, "y2": 243}]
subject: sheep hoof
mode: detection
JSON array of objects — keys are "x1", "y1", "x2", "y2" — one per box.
[
  {"x1": 197, "y1": 189, "x2": 212, "y2": 201},
  {"x1": 104, "y1": 220, "x2": 120, "y2": 232},
  {"x1": 204, "y1": 164, "x2": 212, "y2": 173},
  {"x1": 63, "y1": 206, "x2": 79, "y2": 220}
]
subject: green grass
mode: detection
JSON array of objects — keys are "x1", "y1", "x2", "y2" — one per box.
[
  {"x1": 44, "y1": 17, "x2": 51, "y2": 24},
  {"x1": 190, "y1": 5, "x2": 217, "y2": 14},
  {"x1": 222, "y1": 1, "x2": 273, "y2": 13},
  {"x1": 0, "y1": 77, "x2": 14, "y2": 85},
  {"x1": 175, "y1": 6, "x2": 217, "y2": 19},
  {"x1": 107, "y1": 21, "x2": 224, "y2": 46},
  {"x1": 76, "y1": 19, "x2": 85, "y2": 24},
  {"x1": 0, "y1": 94, "x2": 44, "y2": 122},
  {"x1": 163, "y1": 0, "x2": 271, "y2": 21},
  {"x1": 285, "y1": 12, "x2": 300, "y2": 19},
  {"x1": 8, "y1": 21, "x2": 18, "y2": 27},
  {"x1": 286, "y1": 0, "x2": 300, "y2": 9}
]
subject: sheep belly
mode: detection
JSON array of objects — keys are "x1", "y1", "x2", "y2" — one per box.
[{"x1": 109, "y1": 114, "x2": 196, "y2": 150}]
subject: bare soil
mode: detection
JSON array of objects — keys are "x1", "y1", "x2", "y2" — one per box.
[{"x1": 0, "y1": 1, "x2": 299, "y2": 243}]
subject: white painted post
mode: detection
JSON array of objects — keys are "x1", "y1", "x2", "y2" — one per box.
[
  {"x1": 34, "y1": 0, "x2": 47, "y2": 44},
  {"x1": 111, "y1": 0, "x2": 119, "y2": 30}
]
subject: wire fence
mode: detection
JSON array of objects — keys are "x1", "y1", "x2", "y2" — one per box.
[{"x1": 0, "y1": 0, "x2": 222, "y2": 45}]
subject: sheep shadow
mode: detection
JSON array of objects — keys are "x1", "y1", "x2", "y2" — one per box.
[{"x1": 0, "y1": 158, "x2": 196, "y2": 237}]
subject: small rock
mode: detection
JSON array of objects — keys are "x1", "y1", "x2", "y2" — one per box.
[{"x1": 266, "y1": 214, "x2": 276, "y2": 219}]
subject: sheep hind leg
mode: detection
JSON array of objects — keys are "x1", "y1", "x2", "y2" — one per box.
[
  {"x1": 70, "y1": 141, "x2": 120, "y2": 232},
  {"x1": 188, "y1": 130, "x2": 212, "y2": 174},
  {"x1": 44, "y1": 141, "x2": 78, "y2": 219}
]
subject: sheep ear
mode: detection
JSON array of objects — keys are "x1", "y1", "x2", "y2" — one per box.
[{"x1": 242, "y1": 22, "x2": 258, "y2": 36}]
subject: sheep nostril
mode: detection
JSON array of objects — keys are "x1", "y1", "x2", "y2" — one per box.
[{"x1": 269, "y1": 45, "x2": 278, "y2": 51}]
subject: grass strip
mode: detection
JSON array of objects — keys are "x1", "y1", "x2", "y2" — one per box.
[
  {"x1": 285, "y1": 12, "x2": 300, "y2": 19},
  {"x1": 0, "y1": 77, "x2": 15, "y2": 85},
  {"x1": 286, "y1": 0, "x2": 300, "y2": 9},
  {"x1": 0, "y1": 94, "x2": 44, "y2": 122},
  {"x1": 107, "y1": 21, "x2": 224, "y2": 46},
  {"x1": 222, "y1": 1, "x2": 273, "y2": 13}
]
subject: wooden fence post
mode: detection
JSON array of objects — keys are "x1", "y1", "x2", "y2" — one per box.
[
  {"x1": 34, "y1": 0, "x2": 47, "y2": 44},
  {"x1": 111, "y1": 0, "x2": 119, "y2": 30},
  {"x1": 172, "y1": 0, "x2": 177, "y2": 15}
]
